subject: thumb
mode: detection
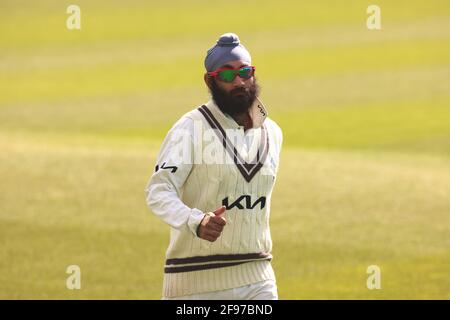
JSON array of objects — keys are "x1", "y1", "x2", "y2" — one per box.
[{"x1": 213, "y1": 205, "x2": 226, "y2": 216}]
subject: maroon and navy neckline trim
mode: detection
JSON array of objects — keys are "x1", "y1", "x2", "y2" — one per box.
[{"x1": 197, "y1": 104, "x2": 269, "y2": 183}]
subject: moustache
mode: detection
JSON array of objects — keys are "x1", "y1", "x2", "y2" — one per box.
[{"x1": 230, "y1": 87, "x2": 250, "y2": 96}]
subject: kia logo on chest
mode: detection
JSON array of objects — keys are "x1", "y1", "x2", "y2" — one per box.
[{"x1": 222, "y1": 195, "x2": 266, "y2": 210}]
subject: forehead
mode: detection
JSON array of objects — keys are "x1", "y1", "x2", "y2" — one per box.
[{"x1": 219, "y1": 60, "x2": 250, "y2": 69}]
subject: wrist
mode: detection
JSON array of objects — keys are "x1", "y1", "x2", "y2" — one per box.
[{"x1": 187, "y1": 208, "x2": 206, "y2": 236}]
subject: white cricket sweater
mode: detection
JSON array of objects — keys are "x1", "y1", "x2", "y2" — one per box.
[{"x1": 145, "y1": 98, "x2": 283, "y2": 298}]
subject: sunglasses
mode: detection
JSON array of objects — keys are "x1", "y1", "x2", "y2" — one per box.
[{"x1": 207, "y1": 66, "x2": 255, "y2": 82}]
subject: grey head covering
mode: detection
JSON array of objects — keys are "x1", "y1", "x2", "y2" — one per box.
[{"x1": 204, "y1": 33, "x2": 252, "y2": 72}]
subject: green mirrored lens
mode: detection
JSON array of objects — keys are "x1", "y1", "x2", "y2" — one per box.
[
  {"x1": 239, "y1": 67, "x2": 253, "y2": 78},
  {"x1": 217, "y1": 67, "x2": 253, "y2": 82},
  {"x1": 218, "y1": 70, "x2": 236, "y2": 82}
]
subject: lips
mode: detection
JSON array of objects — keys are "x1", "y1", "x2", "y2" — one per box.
[{"x1": 232, "y1": 89, "x2": 248, "y2": 97}]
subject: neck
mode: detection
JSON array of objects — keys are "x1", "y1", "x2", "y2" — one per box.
[{"x1": 231, "y1": 112, "x2": 253, "y2": 131}]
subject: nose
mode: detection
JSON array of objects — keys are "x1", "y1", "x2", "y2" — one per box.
[{"x1": 232, "y1": 74, "x2": 246, "y2": 87}]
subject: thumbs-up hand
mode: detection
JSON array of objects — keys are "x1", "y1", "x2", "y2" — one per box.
[
  {"x1": 212, "y1": 205, "x2": 226, "y2": 217},
  {"x1": 197, "y1": 206, "x2": 227, "y2": 242}
]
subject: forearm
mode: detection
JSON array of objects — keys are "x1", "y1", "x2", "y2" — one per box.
[{"x1": 145, "y1": 180, "x2": 204, "y2": 234}]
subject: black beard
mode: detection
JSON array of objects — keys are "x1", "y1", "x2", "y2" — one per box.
[{"x1": 209, "y1": 78, "x2": 260, "y2": 117}]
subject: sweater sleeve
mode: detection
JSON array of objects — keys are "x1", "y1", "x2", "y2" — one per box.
[{"x1": 144, "y1": 116, "x2": 204, "y2": 235}]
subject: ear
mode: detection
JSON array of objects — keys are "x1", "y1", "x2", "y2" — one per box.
[{"x1": 204, "y1": 73, "x2": 212, "y2": 89}]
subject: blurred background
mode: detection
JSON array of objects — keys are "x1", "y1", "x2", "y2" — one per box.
[{"x1": 0, "y1": 0, "x2": 449, "y2": 299}]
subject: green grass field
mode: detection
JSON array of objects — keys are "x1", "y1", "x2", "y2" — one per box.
[{"x1": 1, "y1": 0, "x2": 449, "y2": 299}]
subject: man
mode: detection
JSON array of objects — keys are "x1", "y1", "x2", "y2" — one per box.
[{"x1": 145, "y1": 33, "x2": 283, "y2": 300}]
